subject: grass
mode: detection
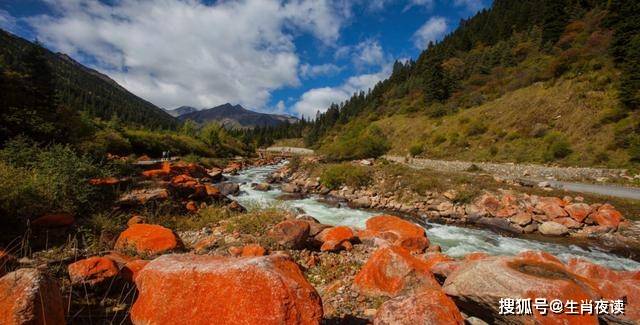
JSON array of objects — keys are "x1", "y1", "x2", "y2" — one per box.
[{"x1": 273, "y1": 138, "x2": 306, "y2": 148}]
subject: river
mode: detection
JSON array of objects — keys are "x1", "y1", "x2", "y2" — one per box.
[{"x1": 227, "y1": 163, "x2": 640, "y2": 271}]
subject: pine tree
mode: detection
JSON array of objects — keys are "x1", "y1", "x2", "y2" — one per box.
[
  {"x1": 542, "y1": 0, "x2": 568, "y2": 45},
  {"x1": 620, "y1": 35, "x2": 640, "y2": 110}
]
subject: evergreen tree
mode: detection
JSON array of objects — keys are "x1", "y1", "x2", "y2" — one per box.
[
  {"x1": 620, "y1": 35, "x2": 640, "y2": 110},
  {"x1": 541, "y1": 0, "x2": 568, "y2": 45}
]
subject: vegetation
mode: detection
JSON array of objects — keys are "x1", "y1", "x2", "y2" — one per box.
[{"x1": 320, "y1": 163, "x2": 371, "y2": 190}]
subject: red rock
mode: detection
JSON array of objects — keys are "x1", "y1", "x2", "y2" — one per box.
[
  {"x1": 360, "y1": 215, "x2": 429, "y2": 253},
  {"x1": 354, "y1": 246, "x2": 440, "y2": 297},
  {"x1": 223, "y1": 162, "x2": 242, "y2": 174},
  {"x1": 121, "y1": 260, "x2": 149, "y2": 282},
  {"x1": 536, "y1": 197, "x2": 568, "y2": 219},
  {"x1": 118, "y1": 188, "x2": 169, "y2": 205},
  {"x1": 127, "y1": 215, "x2": 145, "y2": 226},
  {"x1": 516, "y1": 250, "x2": 565, "y2": 268},
  {"x1": 0, "y1": 268, "x2": 65, "y2": 325},
  {"x1": 564, "y1": 203, "x2": 592, "y2": 223},
  {"x1": 463, "y1": 252, "x2": 489, "y2": 261},
  {"x1": 443, "y1": 254, "x2": 600, "y2": 325},
  {"x1": 592, "y1": 204, "x2": 623, "y2": 229},
  {"x1": 476, "y1": 194, "x2": 501, "y2": 215},
  {"x1": 374, "y1": 288, "x2": 464, "y2": 325},
  {"x1": 268, "y1": 220, "x2": 310, "y2": 249},
  {"x1": 142, "y1": 162, "x2": 171, "y2": 178},
  {"x1": 89, "y1": 176, "x2": 120, "y2": 186},
  {"x1": 193, "y1": 235, "x2": 219, "y2": 254},
  {"x1": 68, "y1": 256, "x2": 119, "y2": 286},
  {"x1": 422, "y1": 252, "x2": 455, "y2": 270},
  {"x1": 228, "y1": 246, "x2": 243, "y2": 257},
  {"x1": 31, "y1": 213, "x2": 75, "y2": 228},
  {"x1": 315, "y1": 226, "x2": 355, "y2": 252},
  {"x1": 115, "y1": 224, "x2": 181, "y2": 256},
  {"x1": 553, "y1": 217, "x2": 582, "y2": 229},
  {"x1": 204, "y1": 184, "x2": 221, "y2": 197},
  {"x1": 131, "y1": 254, "x2": 322, "y2": 325},
  {"x1": 185, "y1": 201, "x2": 198, "y2": 213},
  {"x1": 241, "y1": 244, "x2": 266, "y2": 257}
]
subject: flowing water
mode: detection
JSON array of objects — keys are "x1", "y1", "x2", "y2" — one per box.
[{"x1": 228, "y1": 163, "x2": 640, "y2": 271}]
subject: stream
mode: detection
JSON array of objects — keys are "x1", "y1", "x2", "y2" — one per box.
[{"x1": 228, "y1": 163, "x2": 640, "y2": 271}]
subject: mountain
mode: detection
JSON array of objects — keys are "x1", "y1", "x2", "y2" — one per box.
[
  {"x1": 0, "y1": 29, "x2": 177, "y2": 129},
  {"x1": 165, "y1": 106, "x2": 198, "y2": 117},
  {"x1": 179, "y1": 103, "x2": 298, "y2": 128}
]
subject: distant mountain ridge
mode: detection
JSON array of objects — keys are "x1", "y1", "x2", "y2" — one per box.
[
  {"x1": 165, "y1": 106, "x2": 198, "y2": 117},
  {"x1": 178, "y1": 103, "x2": 298, "y2": 128}
]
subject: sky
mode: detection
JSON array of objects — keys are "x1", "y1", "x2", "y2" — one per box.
[{"x1": 0, "y1": 0, "x2": 491, "y2": 118}]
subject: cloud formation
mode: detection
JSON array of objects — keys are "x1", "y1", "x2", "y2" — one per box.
[
  {"x1": 27, "y1": 0, "x2": 348, "y2": 110},
  {"x1": 412, "y1": 16, "x2": 448, "y2": 49},
  {"x1": 300, "y1": 63, "x2": 343, "y2": 79}
]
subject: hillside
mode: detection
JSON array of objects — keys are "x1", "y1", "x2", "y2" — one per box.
[
  {"x1": 292, "y1": 0, "x2": 640, "y2": 169},
  {"x1": 179, "y1": 103, "x2": 298, "y2": 129},
  {"x1": 0, "y1": 29, "x2": 177, "y2": 130},
  {"x1": 165, "y1": 106, "x2": 198, "y2": 117}
]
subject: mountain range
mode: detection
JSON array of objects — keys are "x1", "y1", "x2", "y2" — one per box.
[{"x1": 169, "y1": 103, "x2": 298, "y2": 129}]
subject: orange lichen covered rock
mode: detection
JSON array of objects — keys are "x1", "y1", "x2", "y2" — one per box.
[
  {"x1": 204, "y1": 184, "x2": 221, "y2": 197},
  {"x1": 374, "y1": 288, "x2": 464, "y2": 325},
  {"x1": 360, "y1": 215, "x2": 429, "y2": 253},
  {"x1": 185, "y1": 201, "x2": 198, "y2": 213},
  {"x1": 443, "y1": 254, "x2": 600, "y2": 325},
  {"x1": 142, "y1": 161, "x2": 171, "y2": 178},
  {"x1": 592, "y1": 204, "x2": 623, "y2": 229},
  {"x1": 564, "y1": 203, "x2": 592, "y2": 223},
  {"x1": 0, "y1": 268, "x2": 65, "y2": 325},
  {"x1": 68, "y1": 256, "x2": 119, "y2": 286},
  {"x1": 130, "y1": 254, "x2": 323, "y2": 325},
  {"x1": 31, "y1": 212, "x2": 75, "y2": 228},
  {"x1": 353, "y1": 246, "x2": 440, "y2": 297},
  {"x1": 316, "y1": 226, "x2": 355, "y2": 252},
  {"x1": 462, "y1": 252, "x2": 489, "y2": 261},
  {"x1": 268, "y1": 220, "x2": 310, "y2": 249},
  {"x1": 422, "y1": 252, "x2": 455, "y2": 270},
  {"x1": 89, "y1": 177, "x2": 120, "y2": 186},
  {"x1": 241, "y1": 244, "x2": 266, "y2": 257},
  {"x1": 115, "y1": 224, "x2": 181, "y2": 256},
  {"x1": 121, "y1": 259, "x2": 149, "y2": 282},
  {"x1": 536, "y1": 197, "x2": 568, "y2": 219}
]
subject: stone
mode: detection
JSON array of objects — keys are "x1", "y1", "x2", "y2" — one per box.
[
  {"x1": 522, "y1": 222, "x2": 538, "y2": 233},
  {"x1": 118, "y1": 188, "x2": 169, "y2": 206},
  {"x1": 130, "y1": 254, "x2": 322, "y2": 325},
  {"x1": 227, "y1": 200, "x2": 246, "y2": 212},
  {"x1": 359, "y1": 215, "x2": 429, "y2": 253},
  {"x1": 241, "y1": 244, "x2": 266, "y2": 257},
  {"x1": 185, "y1": 201, "x2": 198, "y2": 213},
  {"x1": 374, "y1": 289, "x2": 464, "y2": 325},
  {"x1": 443, "y1": 190, "x2": 458, "y2": 201},
  {"x1": 476, "y1": 217, "x2": 522, "y2": 234},
  {"x1": 115, "y1": 224, "x2": 181, "y2": 256},
  {"x1": 88, "y1": 177, "x2": 120, "y2": 186},
  {"x1": 353, "y1": 246, "x2": 440, "y2": 297},
  {"x1": 0, "y1": 251, "x2": 16, "y2": 277},
  {"x1": 351, "y1": 197, "x2": 371, "y2": 208},
  {"x1": 207, "y1": 168, "x2": 223, "y2": 182},
  {"x1": 252, "y1": 183, "x2": 271, "y2": 191},
  {"x1": 553, "y1": 217, "x2": 582, "y2": 229},
  {"x1": 538, "y1": 221, "x2": 569, "y2": 236},
  {"x1": 121, "y1": 259, "x2": 149, "y2": 283},
  {"x1": 564, "y1": 203, "x2": 592, "y2": 223},
  {"x1": 0, "y1": 268, "x2": 65, "y2": 325},
  {"x1": 31, "y1": 213, "x2": 75, "y2": 228},
  {"x1": 215, "y1": 182, "x2": 240, "y2": 196},
  {"x1": 315, "y1": 226, "x2": 356, "y2": 252},
  {"x1": 68, "y1": 256, "x2": 119, "y2": 286},
  {"x1": 475, "y1": 194, "x2": 501, "y2": 216},
  {"x1": 280, "y1": 183, "x2": 299, "y2": 193},
  {"x1": 592, "y1": 204, "x2": 623, "y2": 229},
  {"x1": 127, "y1": 215, "x2": 145, "y2": 226},
  {"x1": 509, "y1": 212, "x2": 532, "y2": 226},
  {"x1": 443, "y1": 254, "x2": 600, "y2": 325},
  {"x1": 535, "y1": 197, "x2": 568, "y2": 219},
  {"x1": 268, "y1": 220, "x2": 310, "y2": 249}
]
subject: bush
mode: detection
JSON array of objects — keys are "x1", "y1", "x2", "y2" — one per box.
[
  {"x1": 465, "y1": 120, "x2": 488, "y2": 136},
  {"x1": 321, "y1": 123, "x2": 390, "y2": 161},
  {"x1": 320, "y1": 163, "x2": 371, "y2": 190},
  {"x1": 409, "y1": 142, "x2": 424, "y2": 157},
  {"x1": 544, "y1": 132, "x2": 572, "y2": 160}
]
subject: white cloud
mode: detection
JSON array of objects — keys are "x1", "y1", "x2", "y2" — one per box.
[
  {"x1": 454, "y1": 0, "x2": 486, "y2": 12},
  {"x1": 0, "y1": 9, "x2": 17, "y2": 30},
  {"x1": 404, "y1": 0, "x2": 435, "y2": 11},
  {"x1": 412, "y1": 16, "x2": 448, "y2": 49},
  {"x1": 353, "y1": 39, "x2": 386, "y2": 68},
  {"x1": 292, "y1": 65, "x2": 391, "y2": 118},
  {"x1": 27, "y1": 0, "x2": 349, "y2": 109},
  {"x1": 300, "y1": 63, "x2": 342, "y2": 78}
]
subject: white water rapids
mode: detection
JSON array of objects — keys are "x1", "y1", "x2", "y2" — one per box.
[{"x1": 228, "y1": 164, "x2": 640, "y2": 271}]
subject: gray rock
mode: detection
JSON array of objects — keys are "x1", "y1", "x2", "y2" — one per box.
[
  {"x1": 215, "y1": 182, "x2": 240, "y2": 196},
  {"x1": 538, "y1": 221, "x2": 569, "y2": 236},
  {"x1": 281, "y1": 183, "x2": 299, "y2": 193},
  {"x1": 509, "y1": 212, "x2": 532, "y2": 226}
]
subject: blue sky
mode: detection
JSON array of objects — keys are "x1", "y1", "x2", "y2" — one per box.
[{"x1": 0, "y1": 0, "x2": 490, "y2": 117}]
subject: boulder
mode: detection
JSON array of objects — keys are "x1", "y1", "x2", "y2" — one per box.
[
  {"x1": 359, "y1": 215, "x2": 429, "y2": 253},
  {"x1": 353, "y1": 246, "x2": 440, "y2": 297},
  {"x1": 241, "y1": 244, "x2": 266, "y2": 257},
  {"x1": 115, "y1": 224, "x2": 181, "y2": 256},
  {"x1": 297, "y1": 215, "x2": 331, "y2": 237},
  {"x1": 207, "y1": 168, "x2": 223, "y2": 182},
  {"x1": 223, "y1": 162, "x2": 242, "y2": 174},
  {"x1": 185, "y1": 201, "x2": 198, "y2": 213},
  {"x1": 68, "y1": 256, "x2": 119, "y2": 286},
  {"x1": 31, "y1": 212, "x2": 75, "y2": 228},
  {"x1": 509, "y1": 212, "x2": 532, "y2": 226},
  {"x1": 592, "y1": 204, "x2": 623, "y2": 229},
  {"x1": 118, "y1": 188, "x2": 169, "y2": 206},
  {"x1": 535, "y1": 197, "x2": 568, "y2": 219},
  {"x1": 564, "y1": 203, "x2": 592, "y2": 223},
  {"x1": 476, "y1": 194, "x2": 501, "y2": 216},
  {"x1": 121, "y1": 259, "x2": 149, "y2": 283},
  {"x1": 130, "y1": 254, "x2": 322, "y2": 325},
  {"x1": 351, "y1": 197, "x2": 371, "y2": 208},
  {"x1": 88, "y1": 177, "x2": 120, "y2": 186},
  {"x1": 553, "y1": 217, "x2": 582, "y2": 229},
  {"x1": 268, "y1": 220, "x2": 310, "y2": 249},
  {"x1": 538, "y1": 221, "x2": 569, "y2": 236},
  {"x1": 142, "y1": 161, "x2": 171, "y2": 178},
  {"x1": 281, "y1": 183, "x2": 300, "y2": 193},
  {"x1": 443, "y1": 254, "x2": 600, "y2": 324},
  {"x1": 0, "y1": 268, "x2": 65, "y2": 325},
  {"x1": 315, "y1": 226, "x2": 355, "y2": 252},
  {"x1": 215, "y1": 182, "x2": 240, "y2": 196},
  {"x1": 252, "y1": 183, "x2": 271, "y2": 191},
  {"x1": 374, "y1": 289, "x2": 464, "y2": 325}
]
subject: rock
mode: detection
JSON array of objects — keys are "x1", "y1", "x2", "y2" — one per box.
[
  {"x1": 268, "y1": 220, "x2": 310, "y2": 249},
  {"x1": 359, "y1": 215, "x2": 429, "y2": 253},
  {"x1": 537, "y1": 181, "x2": 551, "y2": 188},
  {"x1": 204, "y1": 184, "x2": 222, "y2": 198},
  {"x1": 374, "y1": 289, "x2": 464, "y2": 325},
  {"x1": 89, "y1": 177, "x2": 120, "y2": 186},
  {"x1": 564, "y1": 203, "x2": 592, "y2": 223},
  {"x1": 592, "y1": 204, "x2": 623, "y2": 229},
  {"x1": 142, "y1": 162, "x2": 171, "y2": 178},
  {"x1": 535, "y1": 197, "x2": 568, "y2": 219},
  {"x1": 228, "y1": 246, "x2": 243, "y2": 257},
  {"x1": 522, "y1": 222, "x2": 538, "y2": 233},
  {"x1": 118, "y1": 188, "x2": 169, "y2": 206},
  {"x1": 280, "y1": 183, "x2": 299, "y2": 193},
  {"x1": 31, "y1": 212, "x2": 75, "y2": 228},
  {"x1": 223, "y1": 162, "x2": 242, "y2": 174},
  {"x1": 351, "y1": 197, "x2": 371, "y2": 208},
  {"x1": 130, "y1": 254, "x2": 323, "y2": 325},
  {"x1": 241, "y1": 244, "x2": 266, "y2": 257},
  {"x1": 509, "y1": 212, "x2": 532, "y2": 226},
  {"x1": 207, "y1": 168, "x2": 223, "y2": 182},
  {"x1": 443, "y1": 190, "x2": 458, "y2": 201},
  {"x1": 215, "y1": 182, "x2": 240, "y2": 196},
  {"x1": 0, "y1": 268, "x2": 65, "y2": 325},
  {"x1": 227, "y1": 200, "x2": 246, "y2": 212},
  {"x1": 193, "y1": 235, "x2": 219, "y2": 253},
  {"x1": 553, "y1": 217, "x2": 582, "y2": 229},
  {"x1": 315, "y1": 226, "x2": 355, "y2": 252},
  {"x1": 115, "y1": 224, "x2": 182, "y2": 256},
  {"x1": 476, "y1": 217, "x2": 522, "y2": 234},
  {"x1": 185, "y1": 201, "x2": 198, "y2": 213},
  {"x1": 475, "y1": 194, "x2": 501, "y2": 216},
  {"x1": 252, "y1": 183, "x2": 271, "y2": 191},
  {"x1": 297, "y1": 215, "x2": 331, "y2": 237},
  {"x1": 538, "y1": 221, "x2": 569, "y2": 236},
  {"x1": 0, "y1": 251, "x2": 16, "y2": 277},
  {"x1": 443, "y1": 254, "x2": 600, "y2": 325},
  {"x1": 127, "y1": 214, "x2": 145, "y2": 226},
  {"x1": 68, "y1": 256, "x2": 119, "y2": 286},
  {"x1": 353, "y1": 246, "x2": 440, "y2": 297},
  {"x1": 121, "y1": 259, "x2": 149, "y2": 283}
]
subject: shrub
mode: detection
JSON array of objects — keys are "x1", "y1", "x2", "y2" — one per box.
[
  {"x1": 465, "y1": 120, "x2": 488, "y2": 136},
  {"x1": 321, "y1": 124, "x2": 390, "y2": 161},
  {"x1": 409, "y1": 142, "x2": 424, "y2": 157},
  {"x1": 544, "y1": 132, "x2": 572, "y2": 160},
  {"x1": 320, "y1": 163, "x2": 371, "y2": 190}
]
